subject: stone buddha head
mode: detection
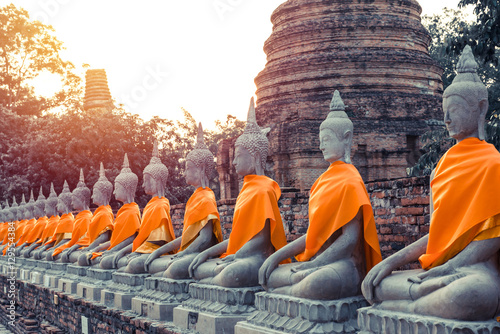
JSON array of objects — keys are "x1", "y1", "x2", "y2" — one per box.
[
  {"x1": 114, "y1": 153, "x2": 138, "y2": 204},
  {"x1": 18, "y1": 194, "x2": 26, "y2": 221},
  {"x1": 5, "y1": 200, "x2": 13, "y2": 222},
  {"x1": 72, "y1": 169, "x2": 91, "y2": 211},
  {"x1": 24, "y1": 190, "x2": 36, "y2": 220},
  {"x1": 185, "y1": 123, "x2": 215, "y2": 188},
  {"x1": 45, "y1": 183, "x2": 58, "y2": 217},
  {"x1": 34, "y1": 187, "x2": 47, "y2": 218},
  {"x1": 142, "y1": 141, "x2": 169, "y2": 198},
  {"x1": 233, "y1": 97, "x2": 271, "y2": 177},
  {"x1": 10, "y1": 196, "x2": 18, "y2": 221},
  {"x1": 57, "y1": 180, "x2": 73, "y2": 215},
  {"x1": 92, "y1": 162, "x2": 113, "y2": 206},
  {"x1": 443, "y1": 45, "x2": 488, "y2": 142},
  {"x1": 319, "y1": 90, "x2": 353, "y2": 164}
]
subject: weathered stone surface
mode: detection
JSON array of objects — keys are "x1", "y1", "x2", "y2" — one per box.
[
  {"x1": 182, "y1": 283, "x2": 263, "y2": 315},
  {"x1": 236, "y1": 292, "x2": 366, "y2": 334},
  {"x1": 357, "y1": 307, "x2": 500, "y2": 334},
  {"x1": 215, "y1": 0, "x2": 443, "y2": 192}
]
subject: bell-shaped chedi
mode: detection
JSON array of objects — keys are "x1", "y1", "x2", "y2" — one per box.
[
  {"x1": 83, "y1": 69, "x2": 114, "y2": 112},
  {"x1": 254, "y1": 0, "x2": 443, "y2": 190}
]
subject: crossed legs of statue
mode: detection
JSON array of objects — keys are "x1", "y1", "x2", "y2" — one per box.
[
  {"x1": 374, "y1": 264, "x2": 500, "y2": 321},
  {"x1": 117, "y1": 253, "x2": 149, "y2": 273},
  {"x1": 193, "y1": 254, "x2": 266, "y2": 287},
  {"x1": 266, "y1": 259, "x2": 360, "y2": 300}
]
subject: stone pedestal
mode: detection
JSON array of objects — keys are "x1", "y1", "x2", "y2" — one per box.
[
  {"x1": 76, "y1": 267, "x2": 113, "y2": 301},
  {"x1": 42, "y1": 262, "x2": 68, "y2": 289},
  {"x1": 235, "y1": 293, "x2": 367, "y2": 334},
  {"x1": 131, "y1": 277, "x2": 192, "y2": 321},
  {"x1": 357, "y1": 307, "x2": 500, "y2": 334},
  {"x1": 173, "y1": 283, "x2": 263, "y2": 334},
  {"x1": 100, "y1": 272, "x2": 149, "y2": 310},
  {"x1": 67, "y1": 264, "x2": 87, "y2": 277}
]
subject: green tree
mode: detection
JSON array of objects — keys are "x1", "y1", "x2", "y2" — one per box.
[
  {"x1": 408, "y1": 8, "x2": 500, "y2": 176},
  {"x1": 0, "y1": 4, "x2": 83, "y2": 116}
]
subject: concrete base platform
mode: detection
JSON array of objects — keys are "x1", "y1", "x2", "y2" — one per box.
[
  {"x1": 43, "y1": 274, "x2": 60, "y2": 289},
  {"x1": 30, "y1": 271, "x2": 44, "y2": 285},
  {"x1": 99, "y1": 272, "x2": 150, "y2": 310},
  {"x1": 131, "y1": 278, "x2": 193, "y2": 321},
  {"x1": 174, "y1": 284, "x2": 263, "y2": 334},
  {"x1": 236, "y1": 293, "x2": 367, "y2": 334},
  {"x1": 77, "y1": 282, "x2": 106, "y2": 301},
  {"x1": 67, "y1": 265, "x2": 87, "y2": 277},
  {"x1": 37, "y1": 260, "x2": 53, "y2": 270},
  {"x1": 357, "y1": 307, "x2": 500, "y2": 334},
  {"x1": 87, "y1": 267, "x2": 113, "y2": 281},
  {"x1": 174, "y1": 305, "x2": 249, "y2": 334},
  {"x1": 58, "y1": 277, "x2": 79, "y2": 294}
]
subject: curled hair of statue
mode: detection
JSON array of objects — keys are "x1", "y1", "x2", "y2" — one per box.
[
  {"x1": 115, "y1": 153, "x2": 139, "y2": 194},
  {"x1": 235, "y1": 97, "x2": 270, "y2": 168},
  {"x1": 143, "y1": 140, "x2": 169, "y2": 189},
  {"x1": 186, "y1": 122, "x2": 216, "y2": 182}
]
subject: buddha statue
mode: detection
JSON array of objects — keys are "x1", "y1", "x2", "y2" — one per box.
[
  {"x1": 142, "y1": 124, "x2": 223, "y2": 278},
  {"x1": 362, "y1": 46, "x2": 500, "y2": 321},
  {"x1": 21, "y1": 187, "x2": 49, "y2": 258},
  {"x1": 33, "y1": 183, "x2": 60, "y2": 260},
  {"x1": 77, "y1": 163, "x2": 114, "y2": 266},
  {"x1": 258, "y1": 91, "x2": 382, "y2": 300},
  {"x1": 116, "y1": 141, "x2": 176, "y2": 273},
  {"x1": 14, "y1": 190, "x2": 37, "y2": 256},
  {"x1": 13, "y1": 194, "x2": 27, "y2": 246},
  {"x1": 44, "y1": 180, "x2": 75, "y2": 261},
  {"x1": 91, "y1": 154, "x2": 141, "y2": 269},
  {"x1": 0, "y1": 200, "x2": 12, "y2": 252},
  {"x1": 0, "y1": 202, "x2": 10, "y2": 248},
  {"x1": 54, "y1": 169, "x2": 93, "y2": 263},
  {"x1": 188, "y1": 98, "x2": 289, "y2": 287}
]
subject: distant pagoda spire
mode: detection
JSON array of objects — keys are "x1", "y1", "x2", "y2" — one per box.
[{"x1": 83, "y1": 69, "x2": 114, "y2": 111}]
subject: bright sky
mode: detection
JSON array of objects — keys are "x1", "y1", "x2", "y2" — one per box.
[{"x1": 2, "y1": 0, "x2": 468, "y2": 129}]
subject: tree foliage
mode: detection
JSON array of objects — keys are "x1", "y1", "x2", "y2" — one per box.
[
  {"x1": 0, "y1": 4, "x2": 83, "y2": 116},
  {"x1": 408, "y1": 8, "x2": 500, "y2": 176}
]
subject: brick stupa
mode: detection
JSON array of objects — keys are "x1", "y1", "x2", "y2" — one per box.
[
  {"x1": 248, "y1": 0, "x2": 443, "y2": 191},
  {"x1": 83, "y1": 69, "x2": 114, "y2": 112}
]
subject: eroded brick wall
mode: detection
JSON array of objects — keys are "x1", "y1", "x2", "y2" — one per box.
[{"x1": 169, "y1": 176, "x2": 431, "y2": 260}]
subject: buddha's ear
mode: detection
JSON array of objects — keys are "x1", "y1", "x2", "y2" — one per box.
[{"x1": 478, "y1": 98, "x2": 488, "y2": 140}]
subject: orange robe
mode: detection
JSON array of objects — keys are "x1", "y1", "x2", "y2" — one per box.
[
  {"x1": 52, "y1": 210, "x2": 92, "y2": 257},
  {"x1": 45, "y1": 213, "x2": 74, "y2": 247},
  {"x1": 37, "y1": 215, "x2": 60, "y2": 245},
  {"x1": 25, "y1": 216, "x2": 49, "y2": 244},
  {"x1": 295, "y1": 161, "x2": 382, "y2": 271},
  {"x1": 179, "y1": 187, "x2": 223, "y2": 252},
  {"x1": 17, "y1": 218, "x2": 37, "y2": 245},
  {"x1": 77, "y1": 205, "x2": 114, "y2": 246},
  {"x1": 223, "y1": 175, "x2": 288, "y2": 257},
  {"x1": 0, "y1": 222, "x2": 9, "y2": 243},
  {"x1": 14, "y1": 219, "x2": 28, "y2": 243},
  {"x1": 420, "y1": 138, "x2": 500, "y2": 269},
  {"x1": 133, "y1": 197, "x2": 175, "y2": 254},
  {"x1": 92, "y1": 203, "x2": 141, "y2": 259}
]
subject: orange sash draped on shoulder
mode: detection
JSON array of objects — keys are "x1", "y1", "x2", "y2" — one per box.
[
  {"x1": 132, "y1": 197, "x2": 174, "y2": 253},
  {"x1": 2, "y1": 221, "x2": 18, "y2": 246},
  {"x1": 52, "y1": 210, "x2": 92, "y2": 257},
  {"x1": 78, "y1": 205, "x2": 114, "y2": 246},
  {"x1": 180, "y1": 187, "x2": 222, "y2": 252},
  {"x1": 25, "y1": 216, "x2": 48, "y2": 244},
  {"x1": 14, "y1": 219, "x2": 28, "y2": 243},
  {"x1": 420, "y1": 138, "x2": 500, "y2": 269},
  {"x1": 223, "y1": 175, "x2": 288, "y2": 257},
  {"x1": 0, "y1": 222, "x2": 9, "y2": 243},
  {"x1": 295, "y1": 161, "x2": 382, "y2": 271},
  {"x1": 92, "y1": 202, "x2": 141, "y2": 259},
  {"x1": 38, "y1": 215, "x2": 60, "y2": 245},
  {"x1": 17, "y1": 218, "x2": 36, "y2": 244},
  {"x1": 46, "y1": 213, "x2": 74, "y2": 246}
]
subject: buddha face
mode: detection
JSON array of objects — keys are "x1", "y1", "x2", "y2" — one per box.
[
  {"x1": 142, "y1": 174, "x2": 158, "y2": 196},
  {"x1": 92, "y1": 188, "x2": 105, "y2": 206},
  {"x1": 72, "y1": 194, "x2": 85, "y2": 211},
  {"x1": 443, "y1": 95, "x2": 479, "y2": 141},
  {"x1": 184, "y1": 160, "x2": 202, "y2": 187},
  {"x1": 45, "y1": 201, "x2": 57, "y2": 217},
  {"x1": 233, "y1": 145, "x2": 256, "y2": 177},
  {"x1": 114, "y1": 182, "x2": 128, "y2": 203},
  {"x1": 34, "y1": 205, "x2": 45, "y2": 218},
  {"x1": 57, "y1": 198, "x2": 70, "y2": 214},
  {"x1": 319, "y1": 128, "x2": 346, "y2": 163}
]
